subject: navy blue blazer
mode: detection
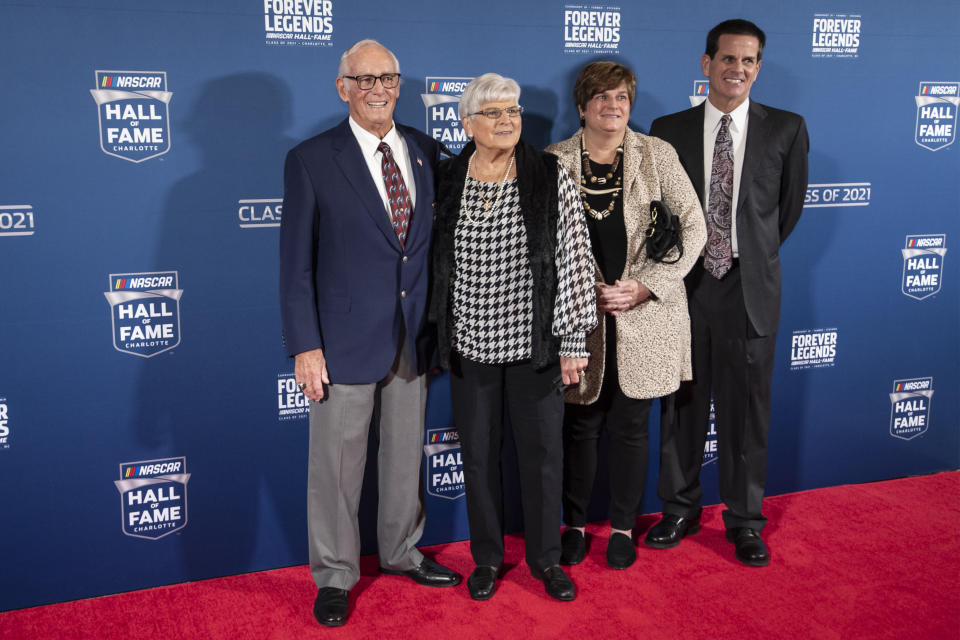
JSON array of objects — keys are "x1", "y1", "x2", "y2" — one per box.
[{"x1": 279, "y1": 118, "x2": 442, "y2": 383}]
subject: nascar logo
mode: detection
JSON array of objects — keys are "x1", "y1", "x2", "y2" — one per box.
[
  {"x1": 423, "y1": 427, "x2": 464, "y2": 500},
  {"x1": 104, "y1": 271, "x2": 183, "y2": 357},
  {"x1": 90, "y1": 70, "x2": 172, "y2": 163},
  {"x1": 915, "y1": 81, "x2": 959, "y2": 151},
  {"x1": 114, "y1": 457, "x2": 190, "y2": 540},
  {"x1": 422, "y1": 77, "x2": 472, "y2": 154},
  {"x1": 889, "y1": 378, "x2": 933, "y2": 441},
  {"x1": 901, "y1": 234, "x2": 946, "y2": 300},
  {"x1": 689, "y1": 80, "x2": 709, "y2": 107}
]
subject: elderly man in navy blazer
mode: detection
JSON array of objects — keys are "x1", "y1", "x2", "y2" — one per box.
[
  {"x1": 644, "y1": 20, "x2": 809, "y2": 567},
  {"x1": 279, "y1": 39, "x2": 460, "y2": 627}
]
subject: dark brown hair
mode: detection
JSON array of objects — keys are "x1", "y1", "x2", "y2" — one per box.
[
  {"x1": 573, "y1": 62, "x2": 637, "y2": 119},
  {"x1": 705, "y1": 19, "x2": 766, "y2": 60}
]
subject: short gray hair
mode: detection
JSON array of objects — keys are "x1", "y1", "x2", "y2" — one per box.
[
  {"x1": 458, "y1": 73, "x2": 521, "y2": 120},
  {"x1": 337, "y1": 39, "x2": 400, "y2": 77}
]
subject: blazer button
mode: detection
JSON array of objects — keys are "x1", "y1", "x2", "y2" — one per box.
[
  {"x1": 402, "y1": 256, "x2": 409, "y2": 263},
  {"x1": 400, "y1": 290, "x2": 407, "y2": 298}
]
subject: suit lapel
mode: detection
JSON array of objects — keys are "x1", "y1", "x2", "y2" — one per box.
[
  {"x1": 332, "y1": 120, "x2": 402, "y2": 250},
  {"x1": 685, "y1": 104, "x2": 707, "y2": 205},
  {"x1": 397, "y1": 126, "x2": 430, "y2": 248},
  {"x1": 737, "y1": 101, "x2": 769, "y2": 214}
]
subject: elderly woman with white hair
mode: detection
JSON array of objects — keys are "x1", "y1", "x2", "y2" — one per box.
[{"x1": 429, "y1": 73, "x2": 597, "y2": 602}]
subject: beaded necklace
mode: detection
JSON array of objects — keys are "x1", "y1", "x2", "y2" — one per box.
[{"x1": 579, "y1": 136, "x2": 624, "y2": 220}]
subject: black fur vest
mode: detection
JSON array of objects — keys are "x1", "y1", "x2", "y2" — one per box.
[{"x1": 429, "y1": 138, "x2": 561, "y2": 370}]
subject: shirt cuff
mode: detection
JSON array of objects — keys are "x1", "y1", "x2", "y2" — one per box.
[{"x1": 559, "y1": 333, "x2": 589, "y2": 359}]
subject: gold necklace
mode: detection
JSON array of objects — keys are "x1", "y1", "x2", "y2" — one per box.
[{"x1": 462, "y1": 152, "x2": 516, "y2": 225}]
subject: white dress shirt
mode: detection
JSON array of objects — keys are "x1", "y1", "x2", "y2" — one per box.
[
  {"x1": 703, "y1": 99, "x2": 749, "y2": 256},
  {"x1": 348, "y1": 116, "x2": 418, "y2": 220}
]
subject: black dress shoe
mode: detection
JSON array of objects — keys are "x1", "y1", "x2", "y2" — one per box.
[
  {"x1": 467, "y1": 566, "x2": 498, "y2": 601},
  {"x1": 530, "y1": 565, "x2": 576, "y2": 601},
  {"x1": 313, "y1": 587, "x2": 349, "y2": 627},
  {"x1": 725, "y1": 527, "x2": 770, "y2": 567},
  {"x1": 560, "y1": 529, "x2": 585, "y2": 565},
  {"x1": 643, "y1": 512, "x2": 701, "y2": 549},
  {"x1": 380, "y1": 557, "x2": 462, "y2": 587},
  {"x1": 606, "y1": 532, "x2": 636, "y2": 569}
]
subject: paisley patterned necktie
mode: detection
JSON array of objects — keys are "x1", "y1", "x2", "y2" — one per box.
[{"x1": 705, "y1": 114, "x2": 734, "y2": 279}]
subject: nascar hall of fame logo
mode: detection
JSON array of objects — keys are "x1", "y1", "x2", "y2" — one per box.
[
  {"x1": 264, "y1": 0, "x2": 333, "y2": 46},
  {"x1": 811, "y1": 14, "x2": 861, "y2": 58},
  {"x1": 0, "y1": 204, "x2": 36, "y2": 237},
  {"x1": 114, "y1": 457, "x2": 190, "y2": 540},
  {"x1": 915, "y1": 82, "x2": 959, "y2": 151},
  {"x1": 423, "y1": 427, "x2": 464, "y2": 500},
  {"x1": 790, "y1": 328, "x2": 838, "y2": 370},
  {"x1": 702, "y1": 398, "x2": 717, "y2": 466},
  {"x1": 423, "y1": 78, "x2": 472, "y2": 155},
  {"x1": 689, "y1": 80, "x2": 709, "y2": 107},
  {"x1": 902, "y1": 234, "x2": 947, "y2": 300},
  {"x1": 0, "y1": 396, "x2": 10, "y2": 451},
  {"x1": 238, "y1": 198, "x2": 282, "y2": 229},
  {"x1": 104, "y1": 271, "x2": 183, "y2": 357},
  {"x1": 277, "y1": 373, "x2": 308, "y2": 421},
  {"x1": 804, "y1": 183, "x2": 872, "y2": 208},
  {"x1": 889, "y1": 378, "x2": 933, "y2": 441},
  {"x1": 90, "y1": 71, "x2": 172, "y2": 163},
  {"x1": 563, "y1": 4, "x2": 621, "y2": 53}
]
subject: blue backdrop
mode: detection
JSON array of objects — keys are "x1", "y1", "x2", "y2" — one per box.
[{"x1": 1, "y1": 0, "x2": 957, "y2": 611}]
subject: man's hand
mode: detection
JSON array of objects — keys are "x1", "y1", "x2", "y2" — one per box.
[
  {"x1": 597, "y1": 279, "x2": 651, "y2": 316},
  {"x1": 561, "y1": 356, "x2": 589, "y2": 386},
  {"x1": 295, "y1": 348, "x2": 330, "y2": 402}
]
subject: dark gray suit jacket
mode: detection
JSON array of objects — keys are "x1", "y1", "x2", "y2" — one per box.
[{"x1": 650, "y1": 100, "x2": 809, "y2": 335}]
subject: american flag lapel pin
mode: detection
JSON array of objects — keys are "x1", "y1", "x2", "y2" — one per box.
[{"x1": 416, "y1": 157, "x2": 422, "y2": 167}]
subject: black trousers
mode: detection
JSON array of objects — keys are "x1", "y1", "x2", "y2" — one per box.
[
  {"x1": 659, "y1": 260, "x2": 775, "y2": 531},
  {"x1": 563, "y1": 321, "x2": 653, "y2": 531},
  {"x1": 450, "y1": 353, "x2": 564, "y2": 571}
]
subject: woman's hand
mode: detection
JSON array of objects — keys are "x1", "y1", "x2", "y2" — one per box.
[
  {"x1": 597, "y1": 279, "x2": 651, "y2": 316},
  {"x1": 561, "y1": 356, "x2": 589, "y2": 386}
]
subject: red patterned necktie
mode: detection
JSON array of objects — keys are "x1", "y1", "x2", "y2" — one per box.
[
  {"x1": 705, "y1": 114, "x2": 734, "y2": 279},
  {"x1": 378, "y1": 141, "x2": 412, "y2": 249}
]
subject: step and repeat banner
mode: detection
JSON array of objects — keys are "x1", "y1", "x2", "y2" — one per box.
[{"x1": 1, "y1": 0, "x2": 957, "y2": 611}]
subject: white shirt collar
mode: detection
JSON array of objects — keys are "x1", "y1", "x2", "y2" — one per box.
[
  {"x1": 348, "y1": 116, "x2": 401, "y2": 158},
  {"x1": 704, "y1": 98, "x2": 750, "y2": 135}
]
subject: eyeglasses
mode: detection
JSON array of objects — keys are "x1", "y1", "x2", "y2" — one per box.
[
  {"x1": 342, "y1": 73, "x2": 401, "y2": 90},
  {"x1": 470, "y1": 106, "x2": 524, "y2": 120}
]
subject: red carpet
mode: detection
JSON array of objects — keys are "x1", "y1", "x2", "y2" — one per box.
[{"x1": 3, "y1": 472, "x2": 958, "y2": 639}]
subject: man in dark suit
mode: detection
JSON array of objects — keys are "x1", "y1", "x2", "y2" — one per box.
[
  {"x1": 279, "y1": 39, "x2": 460, "y2": 627},
  {"x1": 644, "y1": 19, "x2": 809, "y2": 566}
]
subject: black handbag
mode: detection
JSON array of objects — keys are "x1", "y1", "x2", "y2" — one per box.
[{"x1": 645, "y1": 200, "x2": 683, "y2": 264}]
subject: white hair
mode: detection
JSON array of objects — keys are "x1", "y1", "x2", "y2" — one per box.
[
  {"x1": 337, "y1": 39, "x2": 400, "y2": 77},
  {"x1": 458, "y1": 73, "x2": 521, "y2": 119}
]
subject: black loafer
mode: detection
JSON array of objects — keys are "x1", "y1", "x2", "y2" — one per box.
[
  {"x1": 530, "y1": 565, "x2": 576, "y2": 601},
  {"x1": 725, "y1": 527, "x2": 770, "y2": 567},
  {"x1": 380, "y1": 557, "x2": 462, "y2": 587},
  {"x1": 643, "y1": 512, "x2": 701, "y2": 549},
  {"x1": 560, "y1": 529, "x2": 586, "y2": 565},
  {"x1": 313, "y1": 587, "x2": 349, "y2": 627},
  {"x1": 467, "y1": 565, "x2": 498, "y2": 600},
  {"x1": 606, "y1": 532, "x2": 636, "y2": 569}
]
